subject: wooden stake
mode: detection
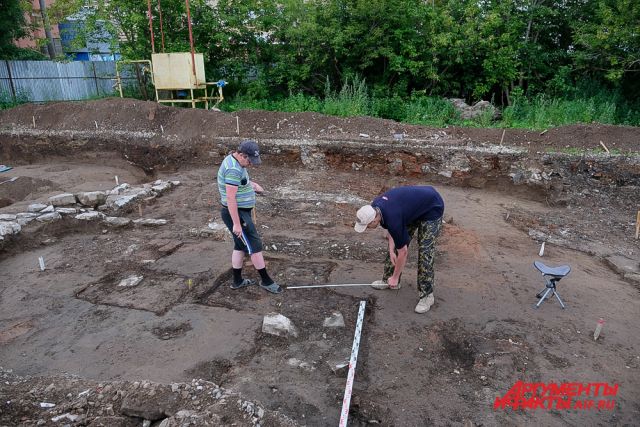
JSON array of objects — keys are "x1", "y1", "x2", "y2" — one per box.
[
  {"x1": 599, "y1": 140, "x2": 610, "y2": 154},
  {"x1": 235, "y1": 116, "x2": 240, "y2": 135},
  {"x1": 636, "y1": 210, "x2": 640, "y2": 239},
  {"x1": 499, "y1": 129, "x2": 506, "y2": 145}
]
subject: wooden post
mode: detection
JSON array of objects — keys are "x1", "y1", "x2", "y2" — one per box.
[
  {"x1": 92, "y1": 62, "x2": 100, "y2": 97},
  {"x1": 636, "y1": 210, "x2": 640, "y2": 239},
  {"x1": 5, "y1": 61, "x2": 16, "y2": 102}
]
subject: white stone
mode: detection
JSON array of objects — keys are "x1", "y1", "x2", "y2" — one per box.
[
  {"x1": 16, "y1": 216, "x2": 36, "y2": 226},
  {"x1": 40, "y1": 205, "x2": 55, "y2": 213},
  {"x1": 110, "y1": 183, "x2": 130, "y2": 194},
  {"x1": 75, "y1": 211, "x2": 105, "y2": 221},
  {"x1": 55, "y1": 208, "x2": 77, "y2": 215},
  {"x1": 208, "y1": 222, "x2": 226, "y2": 231},
  {"x1": 133, "y1": 218, "x2": 168, "y2": 226},
  {"x1": 0, "y1": 214, "x2": 17, "y2": 221},
  {"x1": 170, "y1": 180, "x2": 181, "y2": 186},
  {"x1": 51, "y1": 413, "x2": 78, "y2": 422},
  {"x1": 151, "y1": 182, "x2": 172, "y2": 193},
  {"x1": 105, "y1": 194, "x2": 136, "y2": 209},
  {"x1": 36, "y1": 212, "x2": 61, "y2": 222},
  {"x1": 104, "y1": 217, "x2": 131, "y2": 227},
  {"x1": 287, "y1": 358, "x2": 315, "y2": 371},
  {"x1": 77, "y1": 191, "x2": 107, "y2": 207},
  {"x1": 16, "y1": 212, "x2": 37, "y2": 218},
  {"x1": 323, "y1": 311, "x2": 345, "y2": 328},
  {"x1": 48, "y1": 193, "x2": 76, "y2": 206},
  {"x1": 262, "y1": 313, "x2": 298, "y2": 338},
  {"x1": 27, "y1": 203, "x2": 48, "y2": 213},
  {"x1": 117, "y1": 275, "x2": 143, "y2": 287},
  {"x1": 327, "y1": 360, "x2": 349, "y2": 377},
  {"x1": 0, "y1": 221, "x2": 21, "y2": 238}
]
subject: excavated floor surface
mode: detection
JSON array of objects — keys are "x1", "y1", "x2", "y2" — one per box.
[{"x1": 0, "y1": 99, "x2": 639, "y2": 426}]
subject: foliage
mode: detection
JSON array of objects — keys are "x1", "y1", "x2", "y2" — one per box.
[
  {"x1": 0, "y1": 89, "x2": 29, "y2": 109},
  {"x1": 42, "y1": 0, "x2": 639, "y2": 126},
  {"x1": 0, "y1": 0, "x2": 42, "y2": 59}
]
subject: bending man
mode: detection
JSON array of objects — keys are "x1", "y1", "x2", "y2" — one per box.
[{"x1": 354, "y1": 185, "x2": 444, "y2": 313}]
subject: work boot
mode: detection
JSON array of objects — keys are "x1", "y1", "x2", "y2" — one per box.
[
  {"x1": 370, "y1": 279, "x2": 401, "y2": 290},
  {"x1": 414, "y1": 294, "x2": 435, "y2": 314}
]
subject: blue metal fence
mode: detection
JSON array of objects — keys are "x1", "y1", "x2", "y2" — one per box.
[{"x1": 0, "y1": 60, "x2": 140, "y2": 102}]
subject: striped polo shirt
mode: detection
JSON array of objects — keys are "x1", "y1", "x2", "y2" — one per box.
[{"x1": 217, "y1": 154, "x2": 256, "y2": 208}]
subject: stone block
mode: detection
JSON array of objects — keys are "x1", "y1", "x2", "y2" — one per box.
[
  {"x1": 49, "y1": 193, "x2": 76, "y2": 206},
  {"x1": 262, "y1": 313, "x2": 298, "y2": 338}
]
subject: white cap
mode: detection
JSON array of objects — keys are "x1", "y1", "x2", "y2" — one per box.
[{"x1": 354, "y1": 205, "x2": 376, "y2": 232}]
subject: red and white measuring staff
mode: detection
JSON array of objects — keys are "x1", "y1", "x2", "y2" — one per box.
[{"x1": 339, "y1": 300, "x2": 367, "y2": 427}]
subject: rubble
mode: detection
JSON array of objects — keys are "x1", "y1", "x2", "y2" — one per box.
[
  {"x1": 77, "y1": 191, "x2": 108, "y2": 207},
  {"x1": 48, "y1": 193, "x2": 76, "y2": 206},
  {"x1": 262, "y1": 313, "x2": 299, "y2": 338},
  {"x1": 117, "y1": 276, "x2": 144, "y2": 287},
  {"x1": 323, "y1": 311, "x2": 345, "y2": 328},
  {"x1": 133, "y1": 218, "x2": 168, "y2": 226},
  {"x1": 0, "y1": 367, "x2": 297, "y2": 427},
  {"x1": 0, "y1": 180, "x2": 177, "y2": 247}
]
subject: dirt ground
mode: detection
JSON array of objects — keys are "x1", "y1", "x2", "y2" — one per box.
[{"x1": 0, "y1": 99, "x2": 639, "y2": 426}]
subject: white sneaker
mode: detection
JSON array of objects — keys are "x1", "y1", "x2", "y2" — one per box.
[
  {"x1": 370, "y1": 280, "x2": 401, "y2": 290},
  {"x1": 414, "y1": 294, "x2": 435, "y2": 313}
]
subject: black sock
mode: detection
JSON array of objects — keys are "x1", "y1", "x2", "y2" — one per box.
[
  {"x1": 232, "y1": 268, "x2": 243, "y2": 284},
  {"x1": 258, "y1": 268, "x2": 273, "y2": 285}
]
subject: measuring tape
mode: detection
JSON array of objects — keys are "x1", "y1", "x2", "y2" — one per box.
[{"x1": 338, "y1": 300, "x2": 367, "y2": 427}]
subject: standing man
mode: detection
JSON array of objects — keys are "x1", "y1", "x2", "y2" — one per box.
[
  {"x1": 217, "y1": 140, "x2": 282, "y2": 294},
  {"x1": 354, "y1": 186, "x2": 444, "y2": 313}
]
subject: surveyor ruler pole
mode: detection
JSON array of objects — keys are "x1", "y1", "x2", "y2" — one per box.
[
  {"x1": 339, "y1": 300, "x2": 366, "y2": 427},
  {"x1": 287, "y1": 284, "x2": 373, "y2": 289}
]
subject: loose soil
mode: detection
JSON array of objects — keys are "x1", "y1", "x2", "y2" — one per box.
[{"x1": 0, "y1": 99, "x2": 639, "y2": 426}]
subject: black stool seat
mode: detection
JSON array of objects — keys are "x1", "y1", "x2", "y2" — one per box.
[{"x1": 534, "y1": 261, "x2": 571, "y2": 278}]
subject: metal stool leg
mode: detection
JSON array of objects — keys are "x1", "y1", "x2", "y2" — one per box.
[
  {"x1": 535, "y1": 288, "x2": 552, "y2": 308},
  {"x1": 553, "y1": 291, "x2": 566, "y2": 309}
]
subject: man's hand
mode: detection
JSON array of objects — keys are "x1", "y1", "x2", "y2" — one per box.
[
  {"x1": 251, "y1": 181, "x2": 264, "y2": 194},
  {"x1": 232, "y1": 223, "x2": 243, "y2": 238}
]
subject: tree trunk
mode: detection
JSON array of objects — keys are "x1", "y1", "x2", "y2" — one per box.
[{"x1": 38, "y1": 0, "x2": 56, "y2": 59}]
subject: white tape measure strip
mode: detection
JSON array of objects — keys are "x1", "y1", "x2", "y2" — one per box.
[{"x1": 338, "y1": 300, "x2": 367, "y2": 427}]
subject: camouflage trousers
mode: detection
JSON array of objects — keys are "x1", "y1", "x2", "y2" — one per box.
[{"x1": 383, "y1": 217, "x2": 442, "y2": 298}]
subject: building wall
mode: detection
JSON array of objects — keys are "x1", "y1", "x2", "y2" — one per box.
[{"x1": 14, "y1": 0, "x2": 63, "y2": 56}]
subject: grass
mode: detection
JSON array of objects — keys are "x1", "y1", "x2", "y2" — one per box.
[
  {"x1": 222, "y1": 78, "x2": 640, "y2": 130},
  {"x1": 0, "y1": 90, "x2": 28, "y2": 110}
]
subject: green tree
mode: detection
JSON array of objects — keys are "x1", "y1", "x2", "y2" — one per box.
[
  {"x1": 573, "y1": 0, "x2": 640, "y2": 83},
  {"x1": 0, "y1": 0, "x2": 46, "y2": 59}
]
